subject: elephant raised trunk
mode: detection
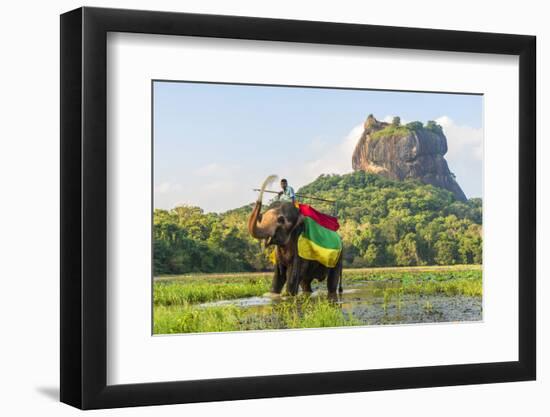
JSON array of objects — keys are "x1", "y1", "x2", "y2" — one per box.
[
  {"x1": 248, "y1": 175, "x2": 278, "y2": 240},
  {"x1": 248, "y1": 200, "x2": 268, "y2": 239}
]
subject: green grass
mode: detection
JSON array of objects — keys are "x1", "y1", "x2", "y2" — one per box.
[
  {"x1": 154, "y1": 267, "x2": 481, "y2": 306},
  {"x1": 154, "y1": 298, "x2": 361, "y2": 334},
  {"x1": 156, "y1": 265, "x2": 479, "y2": 283},
  {"x1": 364, "y1": 269, "x2": 482, "y2": 303},
  {"x1": 271, "y1": 298, "x2": 361, "y2": 329},
  {"x1": 153, "y1": 265, "x2": 482, "y2": 334},
  {"x1": 154, "y1": 303, "x2": 245, "y2": 334},
  {"x1": 343, "y1": 265, "x2": 481, "y2": 283},
  {"x1": 375, "y1": 276, "x2": 482, "y2": 305},
  {"x1": 401, "y1": 276, "x2": 482, "y2": 297},
  {"x1": 154, "y1": 278, "x2": 270, "y2": 305}
]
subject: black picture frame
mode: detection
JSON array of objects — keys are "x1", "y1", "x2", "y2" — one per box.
[{"x1": 60, "y1": 6, "x2": 536, "y2": 410}]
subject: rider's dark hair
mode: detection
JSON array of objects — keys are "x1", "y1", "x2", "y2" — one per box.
[{"x1": 281, "y1": 178, "x2": 288, "y2": 183}]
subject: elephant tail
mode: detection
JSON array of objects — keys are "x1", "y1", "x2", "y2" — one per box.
[{"x1": 337, "y1": 255, "x2": 344, "y2": 293}]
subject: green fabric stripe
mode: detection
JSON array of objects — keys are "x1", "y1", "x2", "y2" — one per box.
[{"x1": 302, "y1": 217, "x2": 342, "y2": 250}]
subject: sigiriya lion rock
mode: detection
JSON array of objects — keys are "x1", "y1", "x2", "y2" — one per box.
[{"x1": 352, "y1": 114, "x2": 467, "y2": 201}]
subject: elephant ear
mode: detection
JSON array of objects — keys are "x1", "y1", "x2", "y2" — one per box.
[{"x1": 290, "y1": 214, "x2": 305, "y2": 236}]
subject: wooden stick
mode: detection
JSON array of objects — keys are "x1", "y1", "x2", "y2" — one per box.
[{"x1": 253, "y1": 189, "x2": 336, "y2": 203}]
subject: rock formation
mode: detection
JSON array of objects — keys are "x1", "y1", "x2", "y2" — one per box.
[{"x1": 352, "y1": 115, "x2": 467, "y2": 201}]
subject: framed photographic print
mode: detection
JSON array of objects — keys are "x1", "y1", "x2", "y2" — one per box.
[{"x1": 60, "y1": 7, "x2": 536, "y2": 409}]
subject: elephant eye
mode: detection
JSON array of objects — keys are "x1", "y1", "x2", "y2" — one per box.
[{"x1": 277, "y1": 215, "x2": 285, "y2": 224}]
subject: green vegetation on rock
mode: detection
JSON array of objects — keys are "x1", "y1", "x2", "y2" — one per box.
[
  {"x1": 368, "y1": 119, "x2": 444, "y2": 142},
  {"x1": 370, "y1": 124, "x2": 411, "y2": 141}
]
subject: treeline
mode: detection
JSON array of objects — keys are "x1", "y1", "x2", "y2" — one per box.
[
  {"x1": 154, "y1": 171, "x2": 482, "y2": 275},
  {"x1": 154, "y1": 206, "x2": 272, "y2": 275}
]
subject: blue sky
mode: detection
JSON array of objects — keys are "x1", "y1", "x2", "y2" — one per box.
[{"x1": 154, "y1": 81, "x2": 483, "y2": 212}]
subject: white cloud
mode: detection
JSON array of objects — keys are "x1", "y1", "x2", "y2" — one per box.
[
  {"x1": 436, "y1": 116, "x2": 483, "y2": 161},
  {"x1": 308, "y1": 136, "x2": 329, "y2": 153},
  {"x1": 156, "y1": 162, "x2": 248, "y2": 212},
  {"x1": 302, "y1": 124, "x2": 364, "y2": 179},
  {"x1": 248, "y1": 124, "x2": 363, "y2": 207},
  {"x1": 296, "y1": 115, "x2": 411, "y2": 182},
  {"x1": 194, "y1": 162, "x2": 223, "y2": 176},
  {"x1": 436, "y1": 116, "x2": 483, "y2": 198},
  {"x1": 155, "y1": 182, "x2": 182, "y2": 194},
  {"x1": 154, "y1": 182, "x2": 185, "y2": 211},
  {"x1": 170, "y1": 179, "x2": 242, "y2": 213}
]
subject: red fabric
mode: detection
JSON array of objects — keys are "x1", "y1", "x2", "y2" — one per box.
[{"x1": 298, "y1": 204, "x2": 340, "y2": 231}]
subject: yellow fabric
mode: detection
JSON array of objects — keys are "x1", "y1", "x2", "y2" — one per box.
[
  {"x1": 297, "y1": 235, "x2": 341, "y2": 268},
  {"x1": 269, "y1": 248, "x2": 277, "y2": 265}
]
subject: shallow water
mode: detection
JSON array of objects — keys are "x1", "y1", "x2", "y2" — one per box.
[{"x1": 200, "y1": 280, "x2": 482, "y2": 326}]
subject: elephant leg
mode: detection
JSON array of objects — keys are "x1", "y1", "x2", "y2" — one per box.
[
  {"x1": 270, "y1": 265, "x2": 287, "y2": 294},
  {"x1": 327, "y1": 257, "x2": 343, "y2": 299},
  {"x1": 327, "y1": 270, "x2": 339, "y2": 298},
  {"x1": 300, "y1": 278, "x2": 313, "y2": 294},
  {"x1": 286, "y1": 257, "x2": 302, "y2": 296}
]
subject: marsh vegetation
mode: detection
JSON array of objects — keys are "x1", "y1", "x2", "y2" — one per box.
[{"x1": 153, "y1": 265, "x2": 482, "y2": 334}]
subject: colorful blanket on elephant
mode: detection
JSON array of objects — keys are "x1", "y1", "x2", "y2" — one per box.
[
  {"x1": 298, "y1": 204, "x2": 340, "y2": 231},
  {"x1": 297, "y1": 205, "x2": 342, "y2": 268}
]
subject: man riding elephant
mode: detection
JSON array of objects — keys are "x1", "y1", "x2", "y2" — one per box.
[{"x1": 276, "y1": 178, "x2": 296, "y2": 204}]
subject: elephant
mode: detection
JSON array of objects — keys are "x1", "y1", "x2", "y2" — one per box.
[{"x1": 248, "y1": 177, "x2": 343, "y2": 297}]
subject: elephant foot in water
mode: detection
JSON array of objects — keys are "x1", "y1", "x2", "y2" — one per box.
[
  {"x1": 327, "y1": 292, "x2": 341, "y2": 302},
  {"x1": 300, "y1": 282, "x2": 313, "y2": 294}
]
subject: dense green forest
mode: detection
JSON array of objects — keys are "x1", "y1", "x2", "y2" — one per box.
[{"x1": 154, "y1": 172, "x2": 482, "y2": 275}]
